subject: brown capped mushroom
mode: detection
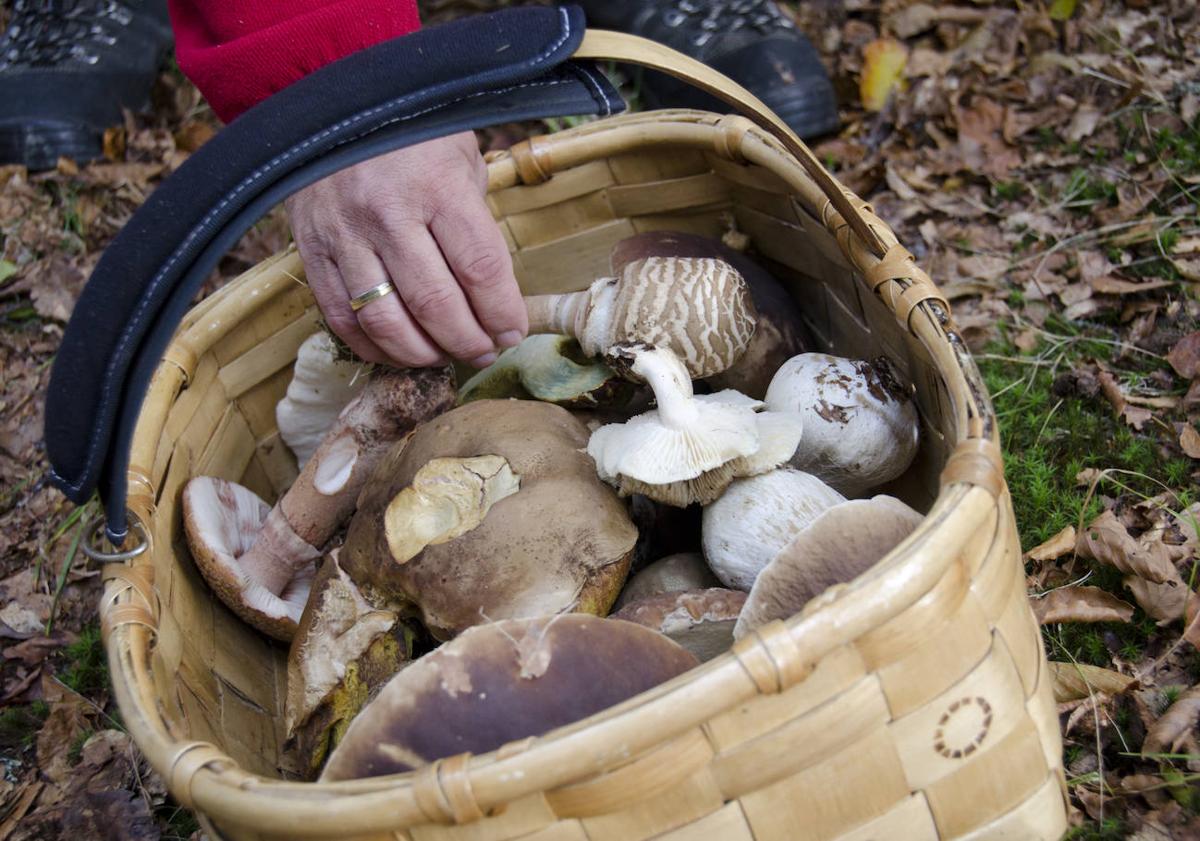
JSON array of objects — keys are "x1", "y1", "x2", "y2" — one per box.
[
  {"x1": 587, "y1": 344, "x2": 802, "y2": 507},
  {"x1": 610, "y1": 231, "x2": 808, "y2": 399},
  {"x1": 457, "y1": 334, "x2": 635, "y2": 409},
  {"x1": 701, "y1": 469, "x2": 846, "y2": 591},
  {"x1": 524, "y1": 255, "x2": 757, "y2": 379},
  {"x1": 342, "y1": 400, "x2": 638, "y2": 639},
  {"x1": 764, "y1": 354, "x2": 919, "y2": 495},
  {"x1": 183, "y1": 366, "x2": 455, "y2": 640},
  {"x1": 319, "y1": 615, "x2": 698, "y2": 780},
  {"x1": 276, "y1": 332, "x2": 368, "y2": 469},
  {"x1": 735, "y1": 497, "x2": 923, "y2": 638},
  {"x1": 614, "y1": 552, "x2": 718, "y2": 610},
  {"x1": 285, "y1": 553, "x2": 417, "y2": 778},
  {"x1": 613, "y1": 588, "x2": 746, "y2": 662}
]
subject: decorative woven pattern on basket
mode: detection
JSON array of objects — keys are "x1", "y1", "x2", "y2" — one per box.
[{"x1": 101, "y1": 110, "x2": 1068, "y2": 841}]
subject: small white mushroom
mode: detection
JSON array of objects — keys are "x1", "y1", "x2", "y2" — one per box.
[
  {"x1": 587, "y1": 345, "x2": 761, "y2": 507},
  {"x1": 734, "y1": 497, "x2": 923, "y2": 638},
  {"x1": 588, "y1": 345, "x2": 803, "y2": 507},
  {"x1": 701, "y1": 469, "x2": 846, "y2": 591},
  {"x1": 764, "y1": 353, "x2": 919, "y2": 496},
  {"x1": 277, "y1": 332, "x2": 368, "y2": 468},
  {"x1": 524, "y1": 256, "x2": 757, "y2": 379},
  {"x1": 613, "y1": 588, "x2": 747, "y2": 662}
]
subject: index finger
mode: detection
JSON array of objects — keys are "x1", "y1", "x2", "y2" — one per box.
[{"x1": 429, "y1": 196, "x2": 528, "y2": 349}]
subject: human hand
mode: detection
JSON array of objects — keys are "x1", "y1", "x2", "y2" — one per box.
[{"x1": 285, "y1": 132, "x2": 527, "y2": 368}]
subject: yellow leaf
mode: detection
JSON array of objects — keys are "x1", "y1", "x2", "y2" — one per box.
[
  {"x1": 860, "y1": 38, "x2": 908, "y2": 113},
  {"x1": 1048, "y1": 0, "x2": 1077, "y2": 22}
]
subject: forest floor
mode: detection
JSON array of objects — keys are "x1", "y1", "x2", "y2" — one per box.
[{"x1": 1, "y1": 1, "x2": 1199, "y2": 839}]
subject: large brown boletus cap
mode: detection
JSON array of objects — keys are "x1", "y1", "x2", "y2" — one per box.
[
  {"x1": 182, "y1": 477, "x2": 317, "y2": 641},
  {"x1": 612, "y1": 588, "x2": 746, "y2": 662},
  {"x1": 319, "y1": 614, "x2": 698, "y2": 781},
  {"x1": 734, "y1": 496, "x2": 923, "y2": 639},
  {"x1": 612, "y1": 231, "x2": 808, "y2": 399},
  {"x1": 285, "y1": 553, "x2": 416, "y2": 778},
  {"x1": 342, "y1": 400, "x2": 639, "y2": 638}
]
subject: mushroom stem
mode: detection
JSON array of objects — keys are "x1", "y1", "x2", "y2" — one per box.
[
  {"x1": 524, "y1": 288, "x2": 592, "y2": 337},
  {"x1": 627, "y1": 346, "x2": 699, "y2": 429},
  {"x1": 240, "y1": 365, "x2": 456, "y2": 597}
]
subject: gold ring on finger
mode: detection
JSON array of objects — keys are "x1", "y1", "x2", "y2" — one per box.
[{"x1": 349, "y1": 281, "x2": 395, "y2": 312}]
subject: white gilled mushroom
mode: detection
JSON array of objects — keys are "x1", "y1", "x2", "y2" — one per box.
[
  {"x1": 524, "y1": 255, "x2": 757, "y2": 379},
  {"x1": 610, "y1": 231, "x2": 808, "y2": 400},
  {"x1": 319, "y1": 615, "x2": 698, "y2": 780},
  {"x1": 701, "y1": 469, "x2": 846, "y2": 591},
  {"x1": 341, "y1": 400, "x2": 639, "y2": 639},
  {"x1": 614, "y1": 552, "x2": 719, "y2": 610},
  {"x1": 183, "y1": 366, "x2": 456, "y2": 640},
  {"x1": 613, "y1": 588, "x2": 746, "y2": 662},
  {"x1": 285, "y1": 553, "x2": 415, "y2": 778},
  {"x1": 457, "y1": 334, "x2": 634, "y2": 408},
  {"x1": 764, "y1": 353, "x2": 919, "y2": 496},
  {"x1": 183, "y1": 478, "x2": 318, "y2": 641},
  {"x1": 587, "y1": 344, "x2": 803, "y2": 507},
  {"x1": 734, "y1": 497, "x2": 923, "y2": 639},
  {"x1": 277, "y1": 332, "x2": 368, "y2": 468}
]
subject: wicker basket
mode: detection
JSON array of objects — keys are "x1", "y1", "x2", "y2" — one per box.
[{"x1": 98, "y1": 33, "x2": 1069, "y2": 841}]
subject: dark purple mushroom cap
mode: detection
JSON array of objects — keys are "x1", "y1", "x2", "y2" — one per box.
[{"x1": 319, "y1": 615, "x2": 698, "y2": 781}]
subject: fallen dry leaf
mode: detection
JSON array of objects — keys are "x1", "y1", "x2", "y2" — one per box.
[
  {"x1": 1167, "y1": 332, "x2": 1200, "y2": 379},
  {"x1": 1050, "y1": 660, "x2": 1136, "y2": 702},
  {"x1": 1181, "y1": 424, "x2": 1200, "y2": 459},
  {"x1": 1033, "y1": 586, "x2": 1135, "y2": 624},
  {"x1": 860, "y1": 38, "x2": 908, "y2": 112},
  {"x1": 1098, "y1": 370, "x2": 1154, "y2": 430},
  {"x1": 1076, "y1": 509, "x2": 1178, "y2": 585},
  {"x1": 1143, "y1": 684, "x2": 1200, "y2": 756},
  {"x1": 955, "y1": 97, "x2": 1022, "y2": 179},
  {"x1": 1125, "y1": 574, "x2": 1193, "y2": 624},
  {"x1": 1026, "y1": 525, "x2": 1077, "y2": 561}
]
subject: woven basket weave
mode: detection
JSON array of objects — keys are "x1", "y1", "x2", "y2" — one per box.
[{"x1": 100, "y1": 94, "x2": 1069, "y2": 838}]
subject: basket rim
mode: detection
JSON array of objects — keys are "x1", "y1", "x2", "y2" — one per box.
[{"x1": 105, "y1": 109, "x2": 1007, "y2": 834}]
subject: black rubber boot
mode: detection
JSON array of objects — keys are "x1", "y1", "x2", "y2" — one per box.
[
  {"x1": 0, "y1": 0, "x2": 173, "y2": 171},
  {"x1": 574, "y1": 0, "x2": 839, "y2": 140}
]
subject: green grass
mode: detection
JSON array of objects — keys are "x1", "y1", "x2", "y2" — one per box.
[
  {"x1": 58, "y1": 624, "x2": 108, "y2": 696},
  {"x1": 1065, "y1": 817, "x2": 1127, "y2": 840},
  {"x1": 158, "y1": 807, "x2": 200, "y2": 840},
  {"x1": 66, "y1": 727, "x2": 94, "y2": 766},
  {"x1": 0, "y1": 700, "x2": 49, "y2": 752}
]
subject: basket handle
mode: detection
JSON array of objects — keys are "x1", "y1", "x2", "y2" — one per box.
[{"x1": 573, "y1": 30, "x2": 884, "y2": 256}]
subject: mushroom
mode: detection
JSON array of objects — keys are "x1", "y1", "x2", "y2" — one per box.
[
  {"x1": 183, "y1": 366, "x2": 455, "y2": 640},
  {"x1": 612, "y1": 588, "x2": 746, "y2": 662},
  {"x1": 764, "y1": 354, "x2": 919, "y2": 496},
  {"x1": 701, "y1": 469, "x2": 846, "y2": 591},
  {"x1": 614, "y1": 552, "x2": 718, "y2": 610},
  {"x1": 285, "y1": 552, "x2": 417, "y2": 778},
  {"x1": 182, "y1": 477, "x2": 317, "y2": 641},
  {"x1": 735, "y1": 497, "x2": 923, "y2": 639},
  {"x1": 276, "y1": 332, "x2": 368, "y2": 468},
  {"x1": 586, "y1": 344, "x2": 803, "y2": 507},
  {"x1": 610, "y1": 231, "x2": 808, "y2": 399},
  {"x1": 341, "y1": 400, "x2": 638, "y2": 639},
  {"x1": 458, "y1": 334, "x2": 636, "y2": 409},
  {"x1": 319, "y1": 615, "x2": 698, "y2": 780},
  {"x1": 524, "y1": 255, "x2": 757, "y2": 379}
]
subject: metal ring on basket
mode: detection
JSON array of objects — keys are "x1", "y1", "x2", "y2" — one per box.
[{"x1": 81, "y1": 512, "x2": 148, "y2": 563}]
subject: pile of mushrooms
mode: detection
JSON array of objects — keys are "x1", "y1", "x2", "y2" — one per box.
[{"x1": 177, "y1": 229, "x2": 932, "y2": 781}]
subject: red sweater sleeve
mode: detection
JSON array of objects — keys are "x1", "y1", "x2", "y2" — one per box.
[{"x1": 169, "y1": 1, "x2": 422, "y2": 123}]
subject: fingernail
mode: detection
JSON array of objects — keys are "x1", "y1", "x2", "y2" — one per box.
[
  {"x1": 470, "y1": 352, "x2": 497, "y2": 369},
  {"x1": 496, "y1": 330, "x2": 524, "y2": 349}
]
